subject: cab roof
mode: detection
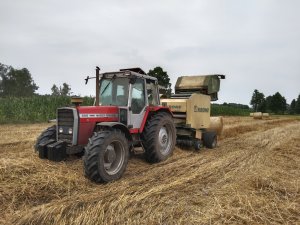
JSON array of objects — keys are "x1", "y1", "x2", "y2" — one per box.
[{"x1": 101, "y1": 68, "x2": 158, "y2": 83}]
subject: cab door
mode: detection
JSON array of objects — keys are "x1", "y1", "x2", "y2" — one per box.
[{"x1": 128, "y1": 78, "x2": 147, "y2": 129}]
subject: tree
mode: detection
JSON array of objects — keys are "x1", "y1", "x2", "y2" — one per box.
[
  {"x1": 268, "y1": 92, "x2": 287, "y2": 114},
  {"x1": 148, "y1": 66, "x2": 172, "y2": 97},
  {"x1": 60, "y1": 83, "x2": 71, "y2": 96},
  {"x1": 290, "y1": 99, "x2": 296, "y2": 114},
  {"x1": 51, "y1": 83, "x2": 71, "y2": 96},
  {"x1": 0, "y1": 63, "x2": 10, "y2": 77},
  {"x1": 1, "y1": 63, "x2": 13, "y2": 96},
  {"x1": 265, "y1": 96, "x2": 272, "y2": 111},
  {"x1": 295, "y1": 94, "x2": 300, "y2": 114},
  {"x1": 0, "y1": 64, "x2": 6, "y2": 96},
  {"x1": 51, "y1": 84, "x2": 60, "y2": 96},
  {"x1": 250, "y1": 89, "x2": 265, "y2": 112},
  {"x1": 0, "y1": 63, "x2": 38, "y2": 97}
]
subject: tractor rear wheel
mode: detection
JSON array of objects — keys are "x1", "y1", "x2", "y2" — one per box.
[
  {"x1": 203, "y1": 131, "x2": 217, "y2": 149},
  {"x1": 34, "y1": 125, "x2": 56, "y2": 152},
  {"x1": 83, "y1": 129, "x2": 129, "y2": 183},
  {"x1": 141, "y1": 112, "x2": 176, "y2": 163}
]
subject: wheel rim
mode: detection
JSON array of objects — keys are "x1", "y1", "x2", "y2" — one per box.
[
  {"x1": 103, "y1": 140, "x2": 125, "y2": 175},
  {"x1": 195, "y1": 141, "x2": 201, "y2": 150},
  {"x1": 158, "y1": 124, "x2": 173, "y2": 155}
]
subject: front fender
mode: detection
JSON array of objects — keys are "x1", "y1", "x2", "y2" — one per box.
[{"x1": 96, "y1": 122, "x2": 132, "y2": 141}]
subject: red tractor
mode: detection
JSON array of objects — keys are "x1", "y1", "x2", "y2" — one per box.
[{"x1": 35, "y1": 67, "x2": 176, "y2": 183}]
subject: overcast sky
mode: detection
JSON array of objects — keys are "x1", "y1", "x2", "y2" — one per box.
[{"x1": 0, "y1": 0, "x2": 299, "y2": 104}]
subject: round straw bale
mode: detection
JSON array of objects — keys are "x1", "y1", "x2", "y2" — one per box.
[
  {"x1": 250, "y1": 113, "x2": 254, "y2": 117},
  {"x1": 253, "y1": 112, "x2": 263, "y2": 119},
  {"x1": 208, "y1": 116, "x2": 223, "y2": 136},
  {"x1": 262, "y1": 113, "x2": 269, "y2": 118}
]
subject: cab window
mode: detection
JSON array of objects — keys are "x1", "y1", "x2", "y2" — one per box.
[
  {"x1": 147, "y1": 81, "x2": 159, "y2": 106},
  {"x1": 100, "y1": 78, "x2": 129, "y2": 106},
  {"x1": 131, "y1": 78, "x2": 146, "y2": 113}
]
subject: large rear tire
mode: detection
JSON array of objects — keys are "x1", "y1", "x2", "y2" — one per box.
[
  {"x1": 34, "y1": 125, "x2": 56, "y2": 152},
  {"x1": 141, "y1": 112, "x2": 176, "y2": 163},
  {"x1": 83, "y1": 129, "x2": 129, "y2": 183}
]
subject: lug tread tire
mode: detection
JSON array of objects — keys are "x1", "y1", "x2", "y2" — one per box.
[
  {"x1": 83, "y1": 129, "x2": 129, "y2": 183},
  {"x1": 203, "y1": 131, "x2": 217, "y2": 149},
  {"x1": 141, "y1": 112, "x2": 176, "y2": 163},
  {"x1": 34, "y1": 125, "x2": 56, "y2": 151}
]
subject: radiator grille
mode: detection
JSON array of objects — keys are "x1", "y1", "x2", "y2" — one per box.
[{"x1": 57, "y1": 108, "x2": 74, "y2": 144}]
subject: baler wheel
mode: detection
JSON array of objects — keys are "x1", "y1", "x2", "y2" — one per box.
[
  {"x1": 83, "y1": 129, "x2": 129, "y2": 183},
  {"x1": 141, "y1": 112, "x2": 176, "y2": 163},
  {"x1": 34, "y1": 125, "x2": 56, "y2": 152},
  {"x1": 194, "y1": 139, "x2": 202, "y2": 150},
  {"x1": 203, "y1": 131, "x2": 217, "y2": 149}
]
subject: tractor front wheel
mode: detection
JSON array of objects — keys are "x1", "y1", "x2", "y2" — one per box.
[
  {"x1": 84, "y1": 129, "x2": 129, "y2": 183},
  {"x1": 141, "y1": 112, "x2": 176, "y2": 163},
  {"x1": 34, "y1": 125, "x2": 56, "y2": 152}
]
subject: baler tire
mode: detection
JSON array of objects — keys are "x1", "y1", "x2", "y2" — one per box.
[
  {"x1": 83, "y1": 129, "x2": 129, "y2": 183},
  {"x1": 194, "y1": 139, "x2": 201, "y2": 151},
  {"x1": 203, "y1": 131, "x2": 217, "y2": 149},
  {"x1": 34, "y1": 125, "x2": 56, "y2": 152},
  {"x1": 141, "y1": 112, "x2": 176, "y2": 163}
]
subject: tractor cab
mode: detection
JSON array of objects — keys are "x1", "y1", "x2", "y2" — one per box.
[{"x1": 96, "y1": 68, "x2": 160, "y2": 129}]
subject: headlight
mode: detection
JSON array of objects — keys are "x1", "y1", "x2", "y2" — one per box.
[
  {"x1": 59, "y1": 127, "x2": 63, "y2": 133},
  {"x1": 68, "y1": 128, "x2": 73, "y2": 134}
]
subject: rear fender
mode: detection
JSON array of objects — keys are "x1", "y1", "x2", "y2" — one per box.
[{"x1": 139, "y1": 106, "x2": 173, "y2": 133}]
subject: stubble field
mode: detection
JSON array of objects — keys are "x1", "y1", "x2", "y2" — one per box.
[{"x1": 0, "y1": 116, "x2": 299, "y2": 225}]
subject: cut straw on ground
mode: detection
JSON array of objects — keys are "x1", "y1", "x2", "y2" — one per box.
[{"x1": 0, "y1": 116, "x2": 299, "y2": 225}]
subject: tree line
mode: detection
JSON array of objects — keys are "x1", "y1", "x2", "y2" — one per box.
[
  {"x1": 1, "y1": 62, "x2": 299, "y2": 115},
  {"x1": 0, "y1": 63, "x2": 171, "y2": 97},
  {"x1": 0, "y1": 63, "x2": 38, "y2": 97},
  {"x1": 250, "y1": 89, "x2": 300, "y2": 114},
  {"x1": 0, "y1": 63, "x2": 72, "y2": 97}
]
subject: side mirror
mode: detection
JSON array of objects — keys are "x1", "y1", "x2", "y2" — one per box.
[{"x1": 85, "y1": 76, "x2": 89, "y2": 85}]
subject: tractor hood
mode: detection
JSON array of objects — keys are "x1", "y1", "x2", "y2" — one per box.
[{"x1": 77, "y1": 106, "x2": 119, "y2": 123}]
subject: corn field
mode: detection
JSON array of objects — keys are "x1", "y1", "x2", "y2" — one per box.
[
  {"x1": 211, "y1": 104, "x2": 250, "y2": 116},
  {"x1": 0, "y1": 96, "x2": 250, "y2": 123},
  {"x1": 0, "y1": 96, "x2": 94, "y2": 123}
]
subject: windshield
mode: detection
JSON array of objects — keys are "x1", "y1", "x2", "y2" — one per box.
[{"x1": 99, "y1": 77, "x2": 129, "y2": 106}]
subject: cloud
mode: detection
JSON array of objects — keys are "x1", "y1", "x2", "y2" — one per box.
[{"x1": 0, "y1": 0, "x2": 299, "y2": 104}]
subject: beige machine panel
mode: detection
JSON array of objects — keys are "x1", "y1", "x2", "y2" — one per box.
[
  {"x1": 161, "y1": 93, "x2": 211, "y2": 129},
  {"x1": 176, "y1": 76, "x2": 207, "y2": 90},
  {"x1": 186, "y1": 94, "x2": 211, "y2": 129},
  {"x1": 175, "y1": 74, "x2": 224, "y2": 101},
  {"x1": 161, "y1": 98, "x2": 187, "y2": 112}
]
